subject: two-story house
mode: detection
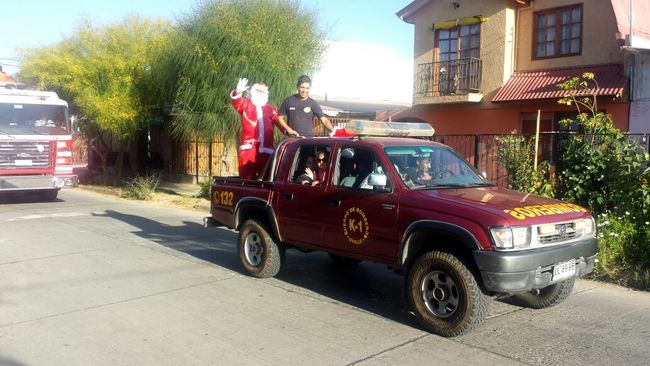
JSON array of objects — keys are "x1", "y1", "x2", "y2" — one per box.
[{"x1": 394, "y1": 0, "x2": 649, "y2": 135}]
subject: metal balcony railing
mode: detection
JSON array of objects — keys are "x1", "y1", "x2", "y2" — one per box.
[{"x1": 416, "y1": 58, "x2": 482, "y2": 97}]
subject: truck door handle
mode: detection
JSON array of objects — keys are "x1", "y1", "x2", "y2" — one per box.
[
  {"x1": 283, "y1": 193, "x2": 294, "y2": 200},
  {"x1": 382, "y1": 203, "x2": 395, "y2": 210},
  {"x1": 328, "y1": 198, "x2": 341, "y2": 207}
]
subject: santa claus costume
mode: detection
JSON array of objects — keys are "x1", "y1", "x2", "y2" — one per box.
[{"x1": 230, "y1": 79, "x2": 283, "y2": 179}]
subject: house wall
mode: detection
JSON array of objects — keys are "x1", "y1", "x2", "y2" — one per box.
[
  {"x1": 516, "y1": 0, "x2": 623, "y2": 71},
  {"x1": 411, "y1": 0, "x2": 514, "y2": 106},
  {"x1": 400, "y1": 0, "x2": 631, "y2": 134},
  {"x1": 397, "y1": 100, "x2": 629, "y2": 134}
]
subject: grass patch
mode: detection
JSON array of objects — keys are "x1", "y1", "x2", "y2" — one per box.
[{"x1": 121, "y1": 174, "x2": 160, "y2": 200}]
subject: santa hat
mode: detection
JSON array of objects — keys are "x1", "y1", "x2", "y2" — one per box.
[{"x1": 330, "y1": 126, "x2": 357, "y2": 138}]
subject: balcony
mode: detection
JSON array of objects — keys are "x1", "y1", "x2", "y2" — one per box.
[{"x1": 415, "y1": 58, "x2": 483, "y2": 104}]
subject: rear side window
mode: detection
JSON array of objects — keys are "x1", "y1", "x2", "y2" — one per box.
[{"x1": 289, "y1": 145, "x2": 331, "y2": 186}]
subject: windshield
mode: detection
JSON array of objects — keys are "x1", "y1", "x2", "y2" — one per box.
[
  {"x1": 0, "y1": 103, "x2": 70, "y2": 135},
  {"x1": 385, "y1": 145, "x2": 491, "y2": 189}
]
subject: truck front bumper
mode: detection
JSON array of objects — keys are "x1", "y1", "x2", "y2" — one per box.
[
  {"x1": 0, "y1": 174, "x2": 78, "y2": 191},
  {"x1": 473, "y1": 238, "x2": 598, "y2": 294}
]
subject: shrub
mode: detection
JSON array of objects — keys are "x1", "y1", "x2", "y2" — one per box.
[
  {"x1": 496, "y1": 132, "x2": 554, "y2": 197},
  {"x1": 121, "y1": 174, "x2": 160, "y2": 200},
  {"x1": 198, "y1": 177, "x2": 213, "y2": 199},
  {"x1": 557, "y1": 72, "x2": 650, "y2": 290},
  {"x1": 595, "y1": 212, "x2": 650, "y2": 289}
]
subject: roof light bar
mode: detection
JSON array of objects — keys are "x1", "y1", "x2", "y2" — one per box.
[{"x1": 345, "y1": 120, "x2": 435, "y2": 137}]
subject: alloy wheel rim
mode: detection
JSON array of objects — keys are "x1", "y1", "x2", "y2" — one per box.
[
  {"x1": 421, "y1": 270, "x2": 459, "y2": 318},
  {"x1": 244, "y1": 232, "x2": 264, "y2": 266}
]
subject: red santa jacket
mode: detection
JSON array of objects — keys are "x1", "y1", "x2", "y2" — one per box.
[{"x1": 230, "y1": 90, "x2": 281, "y2": 154}]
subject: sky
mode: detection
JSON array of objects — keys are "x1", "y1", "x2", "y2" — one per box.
[{"x1": 0, "y1": 0, "x2": 415, "y2": 104}]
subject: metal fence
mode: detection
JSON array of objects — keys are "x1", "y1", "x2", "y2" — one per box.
[
  {"x1": 416, "y1": 58, "x2": 482, "y2": 96},
  {"x1": 168, "y1": 130, "x2": 650, "y2": 186},
  {"x1": 434, "y1": 132, "x2": 650, "y2": 187}
]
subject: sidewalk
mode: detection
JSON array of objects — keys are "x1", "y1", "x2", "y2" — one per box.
[{"x1": 156, "y1": 180, "x2": 202, "y2": 197}]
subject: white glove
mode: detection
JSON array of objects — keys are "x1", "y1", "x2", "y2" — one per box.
[
  {"x1": 236, "y1": 78, "x2": 249, "y2": 94},
  {"x1": 304, "y1": 168, "x2": 314, "y2": 180},
  {"x1": 329, "y1": 126, "x2": 340, "y2": 137}
]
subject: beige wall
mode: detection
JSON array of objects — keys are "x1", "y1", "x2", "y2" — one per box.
[
  {"x1": 516, "y1": 0, "x2": 623, "y2": 70},
  {"x1": 411, "y1": 0, "x2": 515, "y2": 107}
]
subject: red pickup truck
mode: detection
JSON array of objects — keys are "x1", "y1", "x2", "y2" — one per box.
[{"x1": 205, "y1": 121, "x2": 597, "y2": 337}]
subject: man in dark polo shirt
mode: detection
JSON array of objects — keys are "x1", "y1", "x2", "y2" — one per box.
[{"x1": 278, "y1": 75, "x2": 334, "y2": 138}]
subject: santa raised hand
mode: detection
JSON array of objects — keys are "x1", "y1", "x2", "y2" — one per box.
[{"x1": 230, "y1": 78, "x2": 296, "y2": 179}]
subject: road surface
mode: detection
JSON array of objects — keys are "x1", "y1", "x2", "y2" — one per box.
[{"x1": 1, "y1": 189, "x2": 648, "y2": 365}]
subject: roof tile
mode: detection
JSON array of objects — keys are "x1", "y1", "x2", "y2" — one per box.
[{"x1": 492, "y1": 64, "x2": 626, "y2": 102}]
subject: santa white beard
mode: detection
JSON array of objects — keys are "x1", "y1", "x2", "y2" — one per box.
[{"x1": 251, "y1": 92, "x2": 268, "y2": 107}]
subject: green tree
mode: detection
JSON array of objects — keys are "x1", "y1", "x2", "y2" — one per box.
[
  {"x1": 557, "y1": 73, "x2": 649, "y2": 216},
  {"x1": 151, "y1": 0, "x2": 326, "y2": 143},
  {"x1": 18, "y1": 16, "x2": 171, "y2": 183}
]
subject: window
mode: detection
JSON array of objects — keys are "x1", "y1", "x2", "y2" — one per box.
[
  {"x1": 385, "y1": 146, "x2": 488, "y2": 189},
  {"x1": 334, "y1": 147, "x2": 390, "y2": 191},
  {"x1": 534, "y1": 4, "x2": 582, "y2": 59},
  {"x1": 435, "y1": 24, "x2": 481, "y2": 94},
  {"x1": 290, "y1": 145, "x2": 331, "y2": 186}
]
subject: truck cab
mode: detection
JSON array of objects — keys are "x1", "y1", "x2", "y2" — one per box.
[
  {"x1": 0, "y1": 88, "x2": 77, "y2": 200},
  {"x1": 207, "y1": 120, "x2": 597, "y2": 337}
]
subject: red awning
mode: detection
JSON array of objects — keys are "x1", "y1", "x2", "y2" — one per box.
[{"x1": 492, "y1": 64, "x2": 626, "y2": 102}]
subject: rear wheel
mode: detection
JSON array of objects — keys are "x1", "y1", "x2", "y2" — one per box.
[
  {"x1": 406, "y1": 251, "x2": 489, "y2": 337},
  {"x1": 238, "y1": 219, "x2": 283, "y2": 278},
  {"x1": 511, "y1": 277, "x2": 575, "y2": 309},
  {"x1": 39, "y1": 189, "x2": 58, "y2": 201}
]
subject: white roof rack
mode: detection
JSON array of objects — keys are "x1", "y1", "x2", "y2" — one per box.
[{"x1": 345, "y1": 120, "x2": 435, "y2": 137}]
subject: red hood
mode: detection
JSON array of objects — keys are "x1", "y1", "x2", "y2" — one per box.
[{"x1": 413, "y1": 186, "x2": 590, "y2": 226}]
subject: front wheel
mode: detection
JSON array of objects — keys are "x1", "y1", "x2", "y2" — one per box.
[
  {"x1": 511, "y1": 277, "x2": 575, "y2": 309},
  {"x1": 237, "y1": 219, "x2": 284, "y2": 278},
  {"x1": 406, "y1": 251, "x2": 489, "y2": 337}
]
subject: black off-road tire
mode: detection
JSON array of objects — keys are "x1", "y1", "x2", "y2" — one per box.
[
  {"x1": 511, "y1": 277, "x2": 576, "y2": 309},
  {"x1": 328, "y1": 253, "x2": 362, "y2": 266},
  {"x1": 238, "y1": 219, "x2": 284, "y2": 278},
  {"x1": 406, "y1": 251, "x2": 489, "y2": 337}
]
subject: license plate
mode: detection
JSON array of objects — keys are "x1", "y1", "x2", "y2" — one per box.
[
  {"x1": 552, "y1": 260, "x2": 576, "y2": 281},
  {"x1": 15, "y1": 159, "x2": 33, "y2": 166}
]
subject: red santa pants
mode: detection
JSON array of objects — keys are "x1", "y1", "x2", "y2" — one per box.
[{"x1": 238, "y1": 143, "x2": 272, "y2": 180}]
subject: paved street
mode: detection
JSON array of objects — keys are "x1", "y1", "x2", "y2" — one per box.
[{"x1": 1, "y1": 189, "x2": 649, "y2": 366}]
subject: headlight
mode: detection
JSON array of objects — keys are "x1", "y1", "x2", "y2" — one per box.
[
  {"x1": 490, "y1": 226, "x2": 531, "y2": 250},
  {"x1": 582, "y1": 216, "x2": 596, "y2": 236}
]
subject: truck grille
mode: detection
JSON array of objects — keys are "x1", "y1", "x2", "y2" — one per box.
[
  {"x1": 0, "y1": 141, "x2": 52, "y2": 169},
  {"x1": 537, "y1": 222, "x2": 579, "y2": 244}
]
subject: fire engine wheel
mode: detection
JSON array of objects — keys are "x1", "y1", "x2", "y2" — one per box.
[
  {"x1": 39, "y1": 189, "x2": 58, "y2": 201},
  {"x1": 238, "y1": 219, "x2": 283, "y2": 278},
  {"x1": 407, "y1": 251, "x2": 489, "y2": 337},
  {"x1": 511, "y1": 277, "x2": 576, "y2": 309}
]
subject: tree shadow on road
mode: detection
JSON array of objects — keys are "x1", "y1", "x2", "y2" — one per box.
[
  {"x1": 92, "y1": 209, "x2": 242, "y2": 272},
  {"x1": 96, "y1": 209, "x2": 423, "y2": 332}
]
